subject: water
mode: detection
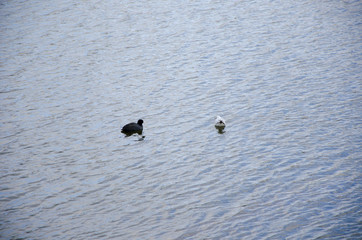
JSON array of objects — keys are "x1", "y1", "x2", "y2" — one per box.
[{"x1": 1, "y1": 0, "x2": 361, "y2": 239}]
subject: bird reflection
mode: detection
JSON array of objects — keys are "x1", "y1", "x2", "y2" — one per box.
[
  {"x1": 121, "y1": 133, "x2": 145, "y2": 141},
  {"x1": 215, "y1": 125, "x2": 225, "y2": 134},
  {"x1": 137, "y1": 135, "x2": 145, "y2": 141}
]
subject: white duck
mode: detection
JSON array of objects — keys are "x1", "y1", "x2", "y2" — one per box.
[{"x1": 215, "y1": 116, "x2": 226, "y2": 128}]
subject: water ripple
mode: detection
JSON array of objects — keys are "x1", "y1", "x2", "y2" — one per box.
[{"x1": 1, "y1": 0, "x2": 361, "y2": 239}]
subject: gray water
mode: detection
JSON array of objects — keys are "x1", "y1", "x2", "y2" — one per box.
[{"x1": 1, "y1": 0, "x2": 361, "y2": 239}]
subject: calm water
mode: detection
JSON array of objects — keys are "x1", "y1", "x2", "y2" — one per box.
[{"x1": 1, "y1": 0, "x2": 361, "y2": 239}]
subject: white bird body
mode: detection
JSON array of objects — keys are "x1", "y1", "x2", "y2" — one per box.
[{"x1": 215, "y1": 116, "x2": 226, "y2": 128}]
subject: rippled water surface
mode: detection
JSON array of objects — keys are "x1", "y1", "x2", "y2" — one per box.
[{"x1": 1, "y1": 0, "x2": 361, "y2": 239}]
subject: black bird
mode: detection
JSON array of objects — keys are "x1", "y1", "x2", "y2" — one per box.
[{"x1": 121, "y1": 119, "x2": 143, "y2": 135}]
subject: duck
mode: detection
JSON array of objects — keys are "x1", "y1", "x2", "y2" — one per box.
[
  {"x1": 121, "y1": 119, "x2": 143, "y2": 135},
  {"x1": 214, "y1": 116, "x2": 226, "y2": 128}
]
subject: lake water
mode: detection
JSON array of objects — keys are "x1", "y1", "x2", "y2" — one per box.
[{"x1": 1, "y1": 0, "x2": 361, "y2": 239}]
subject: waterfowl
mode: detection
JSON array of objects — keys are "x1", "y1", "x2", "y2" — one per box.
[
  {"x1": 214, "y1": 116, "x2": 226, "y2": 128},
  {"x1": 121, "y1": 119, "x2": 143, "y2": 135}
]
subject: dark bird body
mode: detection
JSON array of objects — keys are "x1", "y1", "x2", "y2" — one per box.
[{"x1": 121, "y1": 119, "x2": 143, "y2": 135}]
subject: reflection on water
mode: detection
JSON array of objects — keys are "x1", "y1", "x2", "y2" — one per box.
[
  {"x1": 0, "y1": 0, "x2": 361, "y2": 239},
  {"x1": 121, "y1": 133, "x2": 145, "y2": 141},
  {"x1": 215, "y1": 126, "x2": 225, "y2": 134}
]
